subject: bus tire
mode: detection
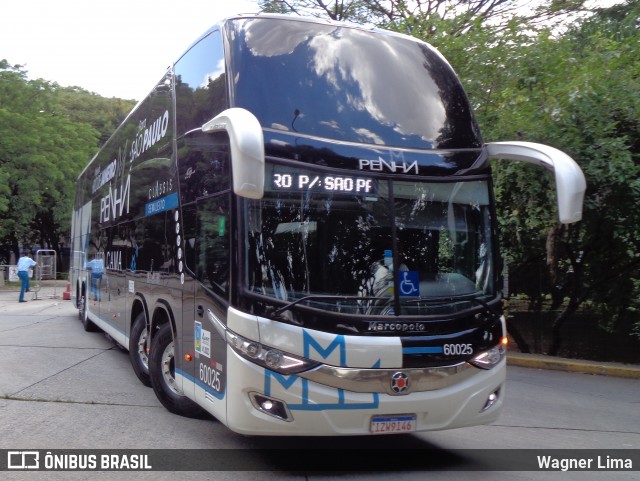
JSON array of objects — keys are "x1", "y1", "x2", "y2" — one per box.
[
  {"x1": 149, "y1": 322, "x2": 205, "y2": 418},
  {"x1": 77, "y1": 290, "x2": 83, "y2": 321},
  {"x1": 129, "y1": 312, "x2": 152, "y2": 387},
  {"x1": 80, "y1": 291, "x2": 98, "y2": 332}
]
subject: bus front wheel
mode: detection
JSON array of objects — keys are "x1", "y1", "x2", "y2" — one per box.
[{"x1": 149, "y1": 323, "x2": 204, "y2": 418}]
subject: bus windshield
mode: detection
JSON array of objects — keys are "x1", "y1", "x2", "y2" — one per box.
[
  {"x1": 228, "y1": 17, "x2": 481, "y2": 150},
  {"x1": 245, "y1": 163, "x2": 494, "y2": 316}
]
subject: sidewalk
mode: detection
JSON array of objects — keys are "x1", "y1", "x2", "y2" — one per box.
[
  {"x1": 507, "y1": 351, "x2": 640, "y2": 379},
  {"x1": 0, "y1": 280, "x2": 70, "y2": 312},
  {"x1": 1, "y1": 282, "x2": 638, "y2": 379},
  {"x1": 0, "y1": 279, "x2": 67, "y2": 296}
]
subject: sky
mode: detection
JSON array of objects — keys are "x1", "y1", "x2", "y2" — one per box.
[
  {"x1": 2, "y1": 0, "x2": 626, "y2": 100},
  {"x1": 2, "y1": 0, "x2": 260, "y2": 100}
]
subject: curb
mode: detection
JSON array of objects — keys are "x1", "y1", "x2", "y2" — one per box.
[{"x1": 507, "y1": 352, "x2": 640, "y2": 379}]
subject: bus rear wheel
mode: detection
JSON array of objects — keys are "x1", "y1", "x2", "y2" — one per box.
[
  {"x1": 79, "y1": 290, "x2": 98, "y2": 332},
  {"x1": 149, "y1": 322, "x2": 204, "y2": 418},
  {"x1": 129, "y1": 312, "x2": 151, "y2": 387}
]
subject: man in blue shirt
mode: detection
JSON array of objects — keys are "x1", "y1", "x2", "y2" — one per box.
[
  {"x1": 85, "y1": 257, "x2": 104, "y2": 301},
  {"x1": 17, "y1": 252, "x2": 37, "y2": 303}
]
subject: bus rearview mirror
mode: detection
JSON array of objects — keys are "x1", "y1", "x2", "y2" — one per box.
[
  {"x1": 202, "y1": 108, "x2": 265, "y2": 199},
  {"x1": 485, "y1": 141, "x2": 586, "y2": 224}
]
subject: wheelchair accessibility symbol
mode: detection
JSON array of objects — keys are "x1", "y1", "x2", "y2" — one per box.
[{"x1": 399, "y1": 271, "x2": 419, "y2": 296}]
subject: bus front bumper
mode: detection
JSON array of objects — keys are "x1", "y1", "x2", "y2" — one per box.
[{"x1": 223, "y1": 349, "x2": 506, "y2": 436}]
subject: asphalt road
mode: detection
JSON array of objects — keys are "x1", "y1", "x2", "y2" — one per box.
[{"x1": 0, "y1": 288, "x2": 638, "y2": 480}]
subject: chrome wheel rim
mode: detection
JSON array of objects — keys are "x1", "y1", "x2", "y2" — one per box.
[
  {"x1": 137, "y1": 328, "x2": 149, "y2": 371},
  {"x1": 161, "y1": 341, "x2": 182, "y2": 395}
]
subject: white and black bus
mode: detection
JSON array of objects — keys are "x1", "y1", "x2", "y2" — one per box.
[{"x1": 70, "y1": 14, "x2": 586, "y2": 435}]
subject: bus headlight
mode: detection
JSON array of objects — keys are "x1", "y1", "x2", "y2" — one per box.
[
  {"x1": 469, "y1": 343, "x2": 506, "y2": 370},
  {"x1": 226, "y1": 330, "x2": 320, "y2": 374}
]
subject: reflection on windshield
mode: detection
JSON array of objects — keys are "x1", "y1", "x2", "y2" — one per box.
[
  {"x1": 245, "y1": 164, "x2": 493, "y2": 316},
  {"x1": 229, "y1": 18, "x2": 481, "y2": 150}
]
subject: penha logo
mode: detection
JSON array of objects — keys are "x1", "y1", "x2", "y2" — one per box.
[{"x1": 358, "y1": 156, "x2": 419, "y2": 175}]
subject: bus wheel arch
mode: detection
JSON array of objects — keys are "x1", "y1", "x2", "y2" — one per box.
[{"x1": 148, "y1": 305, "x2": 204, "y2": 418}]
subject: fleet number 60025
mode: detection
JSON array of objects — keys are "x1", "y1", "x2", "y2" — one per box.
[{"x1": 443, "y1": 343, "x2": 473, "y2": 355}]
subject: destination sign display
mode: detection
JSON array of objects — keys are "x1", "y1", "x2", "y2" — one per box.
[{"x1": 271, "y1": 173, "x2": 375, "y2": 194}]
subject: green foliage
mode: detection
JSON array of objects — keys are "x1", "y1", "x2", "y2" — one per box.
[
  {"x1": 0, "y1": 60, "x2": 133, "y2": 261},
  {"x1": 444, "y1": 1, "x2": 640, "y2": 349},
  {"x1": 259, "y1": 0, "x2": 374, "y2": 22},
  {"x1": 258, "y1": 1, "x2": 590, "y2": 36},
  {"x1": 259, "y1": 0, "x2": 298, "y2": 14},
  {"x1": 55, "y1": 87, "x2": 135, "y2": 144}
]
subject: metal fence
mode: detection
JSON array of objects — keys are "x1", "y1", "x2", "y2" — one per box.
[
  {"x1": 34, "y1": 249, "x2": 58, "y2": 299},
  {"x1": 507, "y1": 298, "x2": 639, "y2": 364},
  {"x1": 0, "y1": 249, "x2": 60, "y2": 299}
]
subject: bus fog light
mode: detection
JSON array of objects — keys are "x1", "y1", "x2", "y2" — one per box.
[
  {"x1": 249, "y1": 392, "x2": 293, "y2": 422},
  {"x1": 481, "y1": 389, "x2": 500, "y2": 412}
]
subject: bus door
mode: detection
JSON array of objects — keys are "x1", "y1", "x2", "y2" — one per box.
[
  {"x1": 181, "y1": 198, "x2": 229, "y2": 421},
  {"x1": 179, "y1": 254, "x2": 197, "y2": 397}
]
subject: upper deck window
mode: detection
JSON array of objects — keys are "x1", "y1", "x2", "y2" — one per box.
[
  {"x1": 175, "y1": 30, "x2": 227, "y2": 137},
  {"x1": 227, "y1": 18, "x2": 481, "y2": 150}
]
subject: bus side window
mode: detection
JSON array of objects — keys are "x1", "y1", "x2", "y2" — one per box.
[
  {"x1": 177, "y1": 132, "x2": 230, "y2": 204},
  {"x1": 181, "y1": 195, "x2": 230, "y2": 298},
  {"x1": 137, "y1": 213, "x2": 174, "y2": 273},
  {"x1": 197, "y1": 196, "x2": 230, "y2": 297}
]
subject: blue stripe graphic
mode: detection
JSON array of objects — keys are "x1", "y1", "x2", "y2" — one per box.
[
  {"x1": 403, "y1": 346, "x2": 444, "y2": 354},
  {"x1": 145, "y1": 192, "x2": 179, "y2": 216}
]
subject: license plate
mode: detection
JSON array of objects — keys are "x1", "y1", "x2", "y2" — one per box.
[{"x1": 370, "y1": 414, "x2": 417, "y2": 434}]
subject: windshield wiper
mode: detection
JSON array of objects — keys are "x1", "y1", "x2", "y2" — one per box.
[
  {"x1": 267, "y1": 293, "x2": 502, "y2": 320},
  {"x1": 270, "y1": 295, "x2": 390, "y2": 317},
  {"x1": 401, "y1": 294, "x2": 502, "y2": 320}
]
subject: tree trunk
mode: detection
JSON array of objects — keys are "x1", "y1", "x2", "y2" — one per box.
[{"x1": 547, "y1": 299, "x2": 580, "y2": 356}]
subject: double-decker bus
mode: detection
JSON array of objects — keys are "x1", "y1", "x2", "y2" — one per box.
[{"x1": 69, "y1": 14, "x2": 586, "y2": 435}]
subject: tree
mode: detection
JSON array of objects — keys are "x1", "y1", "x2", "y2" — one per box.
[
  {"x1": 259, "y1": 0, "x2": 590, "y2": 36},
  {"x1": 55, "y1": 87, "x2": 135, "y2": 144},
  {"x1": 0, "y1": 61, "x2": 133, "y2": 267},
  {"x1": 472, "y1": 1, "x2": 640, "y2": 354}
]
